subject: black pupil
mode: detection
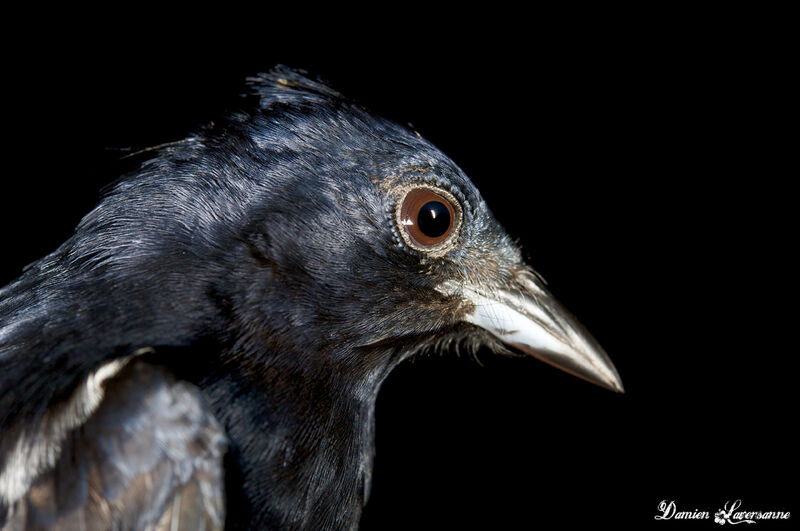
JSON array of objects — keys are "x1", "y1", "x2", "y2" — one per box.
[{"x1": 417, "y1": 201, "x2": 451, "y2": 238}]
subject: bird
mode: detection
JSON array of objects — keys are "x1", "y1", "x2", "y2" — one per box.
[{"x1": 0, "y1": 66, "x2": 623, "y2": 530}]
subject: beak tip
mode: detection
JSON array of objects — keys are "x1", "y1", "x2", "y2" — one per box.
[
  {"x1": 576, "y1": 367, "x2": 625, "y2": 394},
  {"x1": 594, "y1": 363, "x2": 625, "y2": 394},
  {"x1": 600, "y1": 365, "x2": 625, "y2": 394}
]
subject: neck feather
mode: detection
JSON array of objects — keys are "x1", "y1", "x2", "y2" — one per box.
[{"x1": 198, "y1": 348, "x2": 396, "y2": 530}]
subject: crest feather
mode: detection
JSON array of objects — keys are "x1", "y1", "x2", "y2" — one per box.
[{"x1": 246, "y1": 65, "x2": 344, "y2": 108}]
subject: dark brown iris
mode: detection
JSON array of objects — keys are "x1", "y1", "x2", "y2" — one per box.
[{"x1": 400, "y1": 188, "x2": 456, "y2": 248}]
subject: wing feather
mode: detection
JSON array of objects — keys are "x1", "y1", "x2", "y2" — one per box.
[{"x1": 2, "y1": 361, "x2": 227, "y2": 530}]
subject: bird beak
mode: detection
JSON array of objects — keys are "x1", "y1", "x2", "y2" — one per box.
[{"x1": 438, "y1": 270, "x2": 624, "y2": 393}]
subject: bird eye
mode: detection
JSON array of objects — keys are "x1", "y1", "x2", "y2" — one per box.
[{"x1": 397, "y1": 186, "x2": 461, "y2": 252}]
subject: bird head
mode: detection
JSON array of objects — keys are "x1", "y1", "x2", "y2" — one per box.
[
  {"x1": 0, "y1": 67, "x2": 621, "y2": 418},
  {"x1": 180, "y1": 67, "x2": 624, "y2": 395}
]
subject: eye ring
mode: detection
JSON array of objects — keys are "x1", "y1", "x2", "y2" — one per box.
[{"x1": 395, "y1": 185, "x2": 462, "y2": 255}]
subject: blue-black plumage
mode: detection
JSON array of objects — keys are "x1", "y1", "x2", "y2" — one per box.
[{"x1": 0, "y1": 66, "x2": 621, "y2": 530}]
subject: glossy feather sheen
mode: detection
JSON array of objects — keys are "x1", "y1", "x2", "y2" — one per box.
[
  {"x1": 0, "y1": 67, "x2": 599, "y2": 529},
  {"x1": 2, "y1": 362, "x2": 226, "y2": 530}
]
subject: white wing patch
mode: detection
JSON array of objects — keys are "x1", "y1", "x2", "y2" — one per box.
[{"x1": 0, "y1": 349, "x2": 150, "y2": 505}]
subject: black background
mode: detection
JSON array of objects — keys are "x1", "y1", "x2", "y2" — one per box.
[{"x1": 1, "y1": 12, "x2": 795, "y2": 529}]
